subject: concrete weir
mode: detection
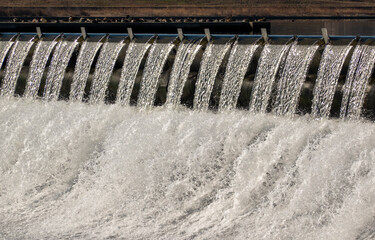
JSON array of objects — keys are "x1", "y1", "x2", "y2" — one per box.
[{"x1": 0, "y1": 23, "x2": 375, "y2": 119}]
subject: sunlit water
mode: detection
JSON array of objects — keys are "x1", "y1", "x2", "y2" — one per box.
[
  {"x1": 24, "y1": 38, "x2": 59, "y2": 99},
  {"x1": 0, "y1": 98, "x2": 374, "y2": 239}
]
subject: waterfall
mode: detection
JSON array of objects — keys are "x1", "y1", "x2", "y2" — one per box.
[
  {"x1": 116, "y1": 40, "x2": 152, "y2": 105},
  {"x1": 273, "y1": 43, "x2": 318, "y2": 116},
  {"x1": 44, "y1": 38, "x2": 79, "y2": 101},
  {"x1": 340, "y1": 44, "x2": 375, "y2": 119},
  {"x1": 194, "y1": 41, "x2": 231, "y2": 111},
  {"x1": 137, "y1": 41, "x2": 175, "y2": 108},
  {"x1": 311, "y1": 44, "x2": 352, "y2": 118},
  {"x1": 219, "y1": 39, "x2": 259, "y2": 111},
  {"x1": 24, "y1": 37, "x2": 59, "y2": 98},
  {"x1": 0, "y1": 36, "x2": 15, "y2": 72},
  {"x1": 69, "y1": 39, "x2": 103, "y2": 102},
  {"x1": 0, "y1": 37, "x2": 35, "y2": 96},
  {"x1": 249, "y1": 44, "x2": 291, "y2": 114},
  {"x1": 89, "y1": 40, "x2": 124, "y2": 104},
  {"x1": 165, "y1": 38, "x2": 202, "y2": 107}
]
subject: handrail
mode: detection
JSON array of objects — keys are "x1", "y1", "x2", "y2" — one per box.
[{"x1": 1, "y1": 32, "x2": 375, "y2": 40}]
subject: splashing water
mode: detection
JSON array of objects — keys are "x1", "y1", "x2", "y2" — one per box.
[
  {"x1": 44, "y1": 38, "x2": 79, "y2": 101},
  {"x1": 89, "y1": 40, "x2": 124, "y2": 104},
  {"x1": 194, "y1": 41, "x2": 231, "y2": 111},
  {"x1": 165, "y1": 39, "x2": 202, "y2": 107},
  {"x1": 0, "y1": 37, "x2": 35, "y2": 96},
  {"x1": 340, "y1": 44, "x2": 375, "y2": 120},
  {"x1": 137, "y1": 41, "x2": 175, "y2": 108},
  {"x1": 219, "y1": 39, "x2": 259, "y2": 111},
  {"x1": 273, "y1": 43, "x2": 318, "y2": 116},
  {"x1": 24, "y1": 37, "x2": 59, "y2": 98},
  {"x1": 116, "y1": 40, "x2": 152, "y2": 105},
  {"x1": 311, "y1": 44, "x2": 352, "y2": 118},
  {"x1": 0, "y1": 98, "x2": 375, "y2": 239},
  {"x1": 0, "y1": 36, "x2": 15, "y2": 72},
  {"x1": 70, "y1": 40, "x2": 103, "y2": 102},
  {"x1": 249, "y1": 44, "x2": 291, "y2": 114}
]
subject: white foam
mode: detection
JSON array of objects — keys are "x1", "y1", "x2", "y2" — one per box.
[{"x1": 0, "y1": 98, "x2": 374, "y2": 239}]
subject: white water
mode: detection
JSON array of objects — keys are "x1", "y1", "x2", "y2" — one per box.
[
  {"x1": 249, "y1": 44, "x2": 291, "y2": 114},
  {"x1": 24, "y1": 38, "x2": 59, "y2": 98},
  {"x1": 89, "y1": 40, "x2": 124, "y2": 104},
  {"x1": 0, "y1": 98, "x2": 375, "y2": 239},
  {"x1": 273, "y1": 43, "x2": 318, "y2": 116},
  {"x1": 166, "y1": 39, "x2": 202, "y2": 107},
  {"x1": 340, "y1": 44, "x2": 375, "y2": 120},
  {"x1": 116, "y1": 40, "x2": 152, "y2": 105},
  {"x1": 44, "y1": 38, "x2": 79, "y2": 101},
  {"x1": 311, "y1": 44, "x2": 352, "y2": 118},
  {"x1": 194, "y1": 41, "x2": 231, "y2": 111},
  {"x1": 70, "y1": 40, "x2": 103, "y2": 102},
  {"x1": 0, "y1": 37, "x2": 15, "y2": 72},
  {"x1": 1, "y1": 38, "x2": 35, "y2": 96},
  {"x1": 219, "y1": 40, "x2": 259, "y2": 111},
  {"x1": 137, "y1": 41, "x2": 175, "y2": 108}
]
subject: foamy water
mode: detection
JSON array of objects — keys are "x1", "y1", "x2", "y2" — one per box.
[{"x1": 0, "y1": 98, "x2": 374, "y2": 239}]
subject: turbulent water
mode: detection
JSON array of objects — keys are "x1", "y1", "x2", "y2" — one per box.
[
  {"x1": 116, "y1": 40, "x2": 152, "y2": 105},
  {"x1": 340, "y1": 44, "x2": 375, "y2": 120},
  {"x1": 24, "y1": 38, "x2": 59, "y2": 98},
  {"x1": 166, "y1": 39, "x2": 202, "y2": 107},
  {"x1": 137, "y1": 41, "x2": 175, "y2": 108},
  {"x1": 44, "y1": 38, "x2": 79, "y2": 101},
  {"x1": 194, "y1": 41, "x2": 232, "y2": 111},
  {"x1": 89, "y1": 40, "x2": 124, "y2": 104},
  {"x1": 70, "y1": 40, "x2": 103, "y2": 102},
  {"x1": 0, "y1": 38, "x2": 35, "y2": 96},
  {"x1": 0, "y1": 98, "x2": 375, "y2": 240},
  {"x1": 249, "y1": 44, "x2": 291, "y2": 114},
  {"x1": 273, "y1": 43, "x2": 318, "y2": 116},
  {"x1": 311, "y1": 44, "x2": 352, "y2": 118},
  {"x1": 219, "y1": 40, "x2": 259, "y2": 111}
]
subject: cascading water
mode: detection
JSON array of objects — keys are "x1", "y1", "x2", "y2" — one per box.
[
  {"x1": 44, "y1": 37, "x2": 79, "y2": 101},
  {"x1": 89, "y1": 40, "x2": 124, "y2": 104},
  {"x1": 249, "y1": 43, "x2": 291, "y2": 114},
  {"x1": 0, "y1": 99, "x2": 375, "y2": 240},
  {"x1": 1, "y1": 31, "x2": 375, "y2": 240},
  {"x1": 137, "y1": 40, "x2": 175, "y2": 108},
  {"x1": 116, "y1": 39, "x2": 152, "y2": 105},
  {"x1": 194, "y1": 40, "x2": 231, "y2": 111},
  {"x1": 273, "y1": 42, "x2": 318, "y2": 116},
  {"x1": 340, "y1": 44, "x2": 375, "y2": 119},
  {"x1": 69, "y1": 38, "x2": 103, "y2": 102},
  {"x1": 0, "y1": 36, "x2": 15, "y2": 72},
  {"x1": 219, "y1": 39, "x2": 259, "y2": 111},
  {"x1": 0, "y1": 36, "x2": 35, "y2": 96},
  {"x1": 311, "y1": 44, "x2": 352, "y2": 118},
  {"x1": 165, "y1": 38, "x2": 202, "y2": 107},
  {"x1": 24, "y1": 37, "x2": 59, "y2": 98}
]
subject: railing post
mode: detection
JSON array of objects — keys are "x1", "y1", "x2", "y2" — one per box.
[
  {"x1": 36, "y1": 27, "x2": 42, "y2": 38},
  {"x1": 204, "y1": 28, "x2": 211, "y2": 42},
  {"x1": 177, "y1": 28, "x2": 184, "y2": 41},
  {"x1": 127, "y1": 27, "x2": 134, "y2": 41},
  {"x1": 322, "y1": 28, "x2": 329, "y2": 44},
  {"x1": 80, "y1": 27, "x2": 87, "y2": 40},
  {"x1": 261, "y1": 28, "x2": 269, "y2": 43}
]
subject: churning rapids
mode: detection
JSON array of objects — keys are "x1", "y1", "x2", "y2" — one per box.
[{"x1": 0, "y1": 98, "x2": 375, "y2": 239}]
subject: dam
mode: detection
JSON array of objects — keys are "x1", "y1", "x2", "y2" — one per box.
[
  {"x1": 0, "y1": 27, "x2": 374, "y2": 119},
  {"x1": 0, "y1": 20, "x2": 375, "y2": 239}
]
